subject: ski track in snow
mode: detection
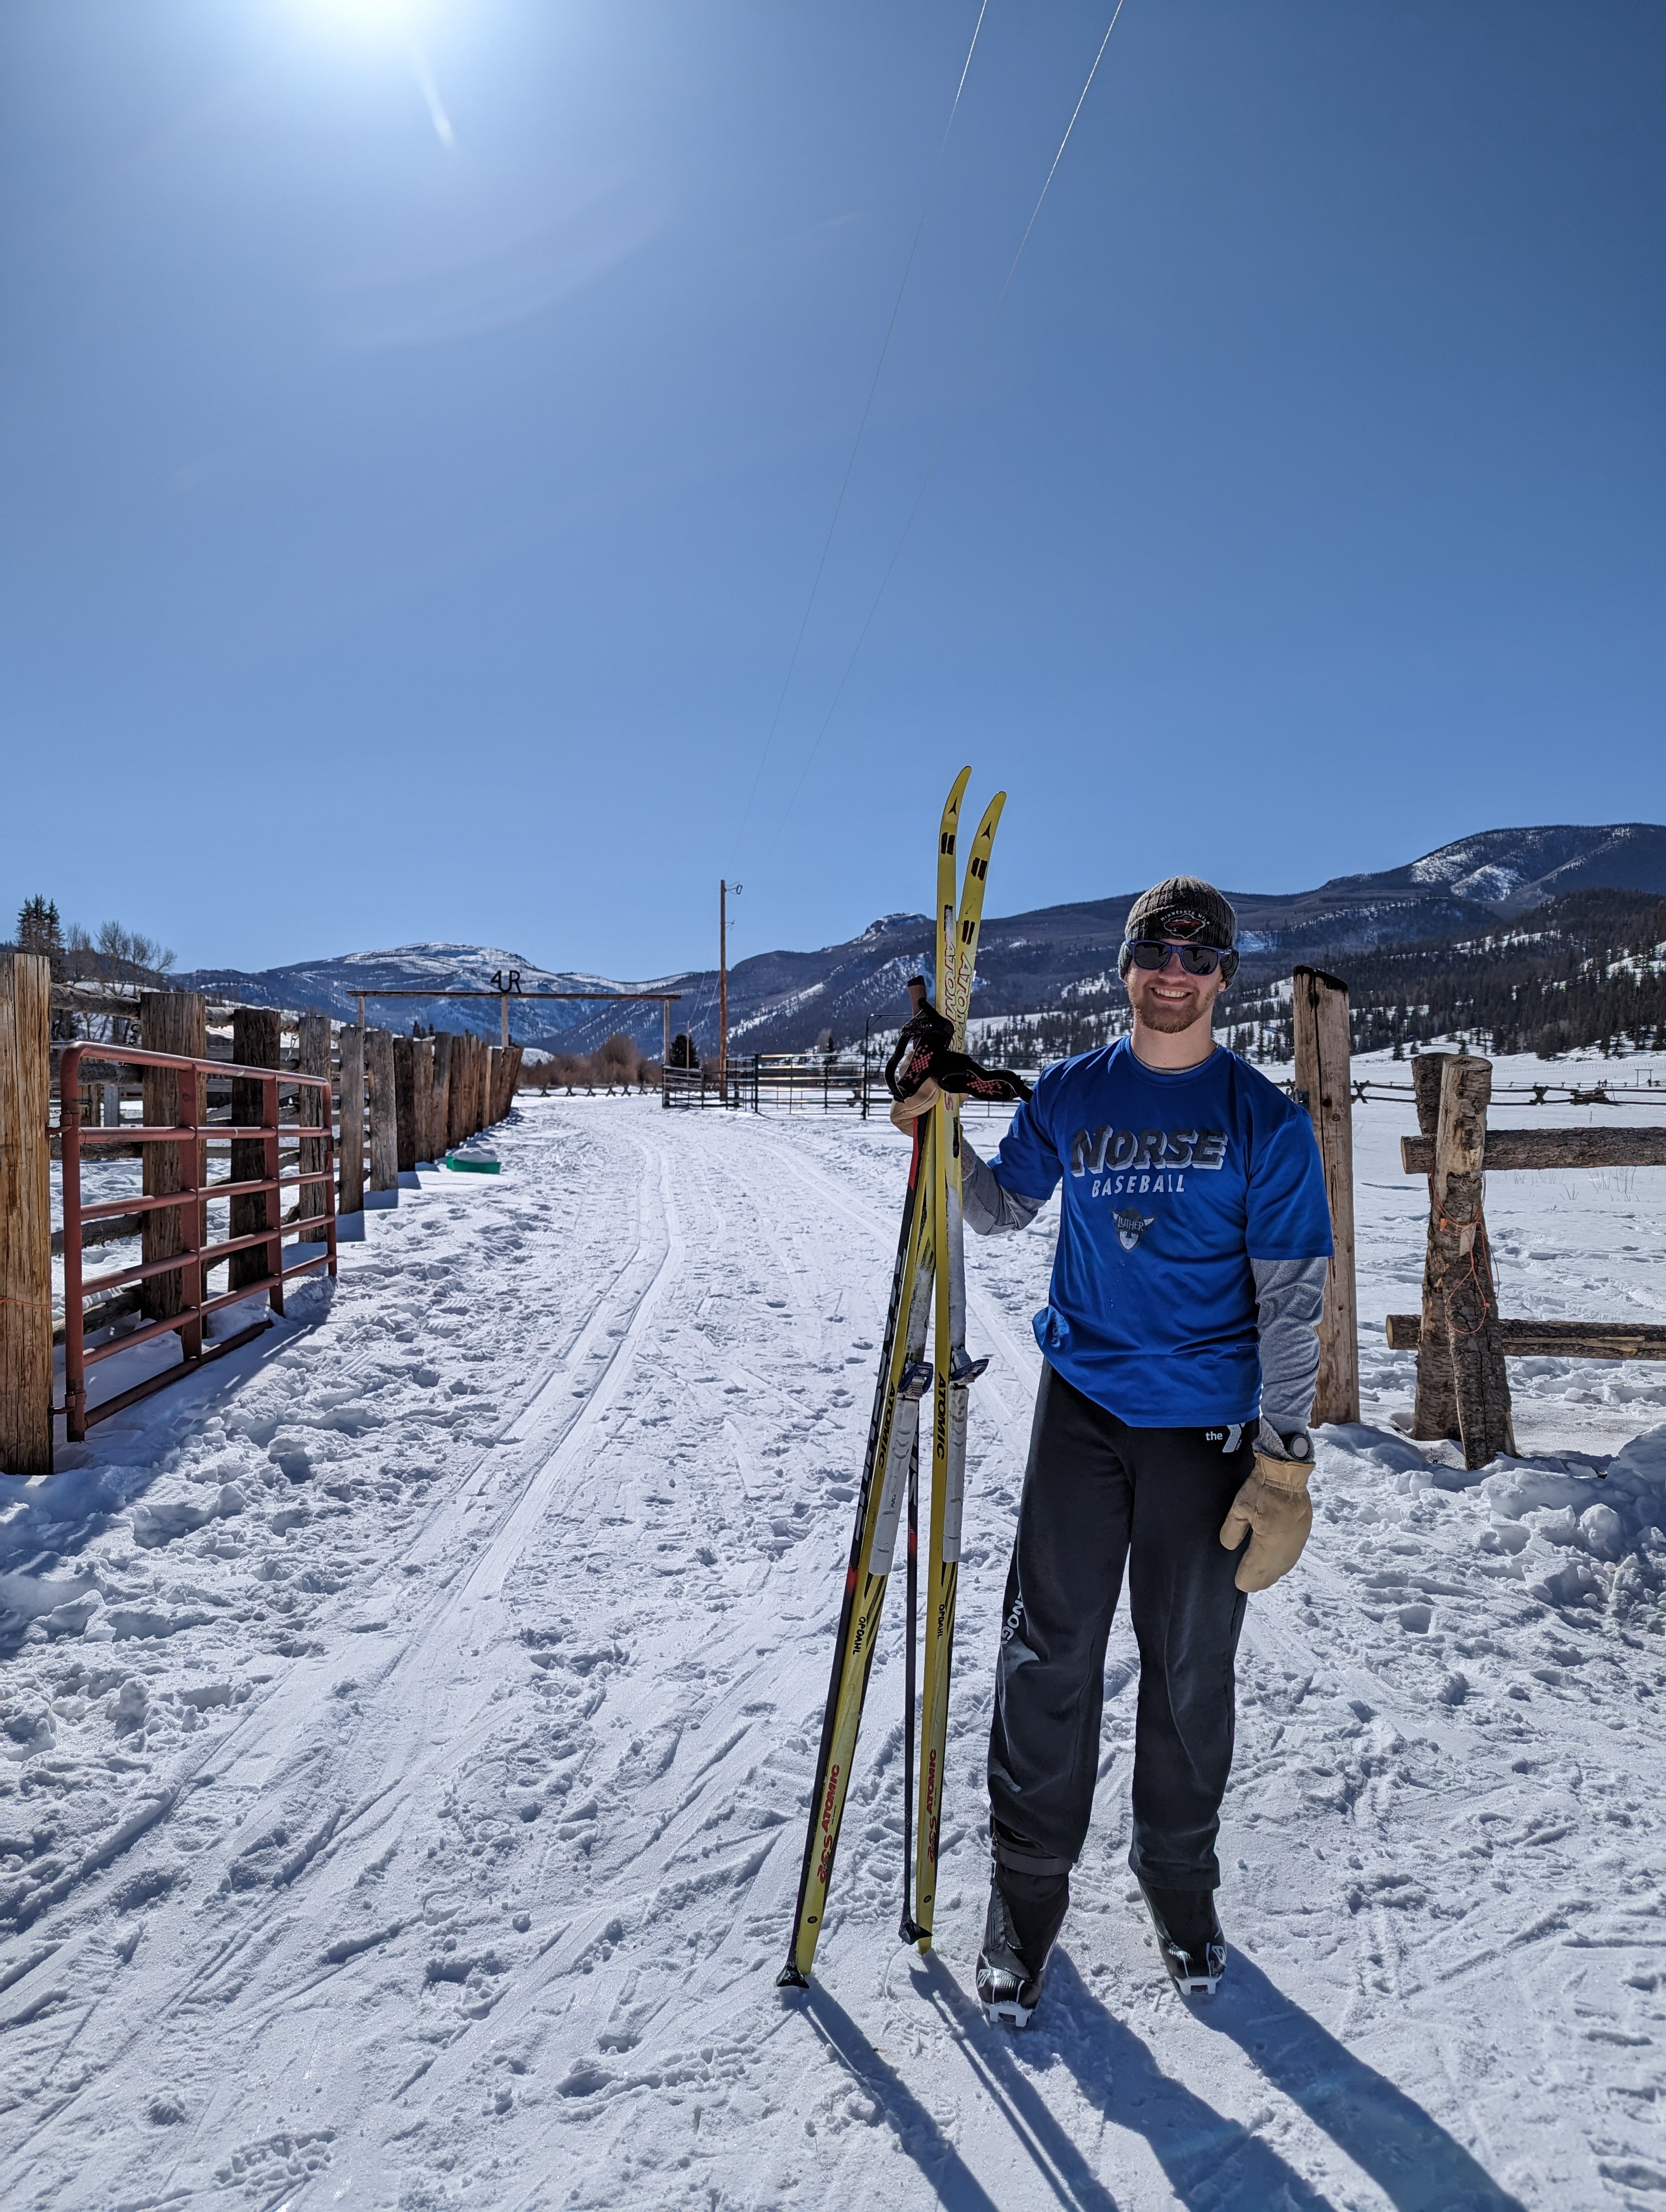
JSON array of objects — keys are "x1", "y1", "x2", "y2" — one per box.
[{"x1": 3, "y1": 1060, "x2": 1666, "y2": 2207}]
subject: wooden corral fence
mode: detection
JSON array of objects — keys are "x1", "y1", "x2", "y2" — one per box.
[
  {"x1": 55, "y1": 1036, "x2": 336, "y2": 1444},
  {"x1": 662, "y1": 1055, "x2": 871, "y2": 1112},
  {"x1": 1386, "y1": 1050, "x2": 1666, "y2": 1469},
  {"x1": 0, "y1": 957, "x2": 527, "y2": 1475}
]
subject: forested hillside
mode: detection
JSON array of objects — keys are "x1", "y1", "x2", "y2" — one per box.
[{"x1": 973, "y1": 890, "x2": 1666, "y2": 1067}]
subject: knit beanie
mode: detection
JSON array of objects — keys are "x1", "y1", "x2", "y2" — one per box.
[{"x1": 1119, "y1": 877, "x2": 1239, "y2": 980}]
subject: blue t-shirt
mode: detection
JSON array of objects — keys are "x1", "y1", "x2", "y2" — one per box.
[{"x1": 989, "y1": 1038, "x2": 1332, "y2": 1426}]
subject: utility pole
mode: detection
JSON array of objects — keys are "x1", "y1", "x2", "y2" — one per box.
[{"x1": 719, "y1": 879, "x2": 741, "y2": 1089}]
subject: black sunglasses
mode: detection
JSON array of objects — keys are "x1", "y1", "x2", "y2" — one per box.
[{"x1": 1124, "y1": 937, "x2": 1228, "y2": 976}]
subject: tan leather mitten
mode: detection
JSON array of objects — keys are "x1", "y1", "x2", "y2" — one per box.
[
  {"x1": 888, "y1": 1077, "x2": 942, "y2": 1132},
  {"x1": 1219, "y1": 1450, "x2": 1312, "y2": 1593}
]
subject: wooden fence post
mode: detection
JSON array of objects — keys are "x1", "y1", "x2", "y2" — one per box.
[
  {"x1": 1, "y1": 953, "x2": 53, "y2": 1476},
  {"x1": 1410, "y1": 1056, "x2": 1457, "y2": 1439},
  {"x1": 414, "y1": 1037, "x2": 435, "y2": 1166},
  {"x1": 367, "y1": 1029, "x2": 399, "y2": 1194},
  {"x1": 394, "y1": 1037, "x2": 416, "y2": 1174},
  {"x1": 500, "y1": 1044, "x2": 523, "y2": 1121},
  {"x1": 140, "y1": 991, "x2": 207, "y2": 1323},
  {"x1": 1430, "y1": 1054, "x2": 1515, "y2": 1469},
  {"x1": 338, "y1": 1025, "x2": 366, "y2": 1216},
  {"x1": 444, "y1": 1036, "x2": 462, "y2": 1152},
  {"x1": 432, "y1": 1034, "x2": 453, "y2": 1162},
  {"x1": 1407, "y1": 1057, "x2": 1451, "y2": 1442},
  {"x1": 230, "y1": 1007, "x2": 282, "y2": 1294},
  {"x1": 448, "y1": 1035, "x2": 466, "y2": 1151},
  {"x1": 461, "y1": 1036, "x2": 477, "y2": 1139},
  {"x1": 298, "y1": 1011, "x2": 331, "y2": 1226},
  {"x1": 488, "y1": 1046, "x2": 503, "y2": 1127},
  {"x1": 1291, "y1": 967, "x2": 1359, "y2": 1425}
]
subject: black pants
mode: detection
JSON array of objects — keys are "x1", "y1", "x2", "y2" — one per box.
[{"x1": 987, "y1": 1364, "x2": 1253, "y2": 1893}]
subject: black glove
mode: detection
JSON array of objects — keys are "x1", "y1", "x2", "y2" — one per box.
[{"x1": 884, "y1": 978, "x2": 1032, "y2": 1108}]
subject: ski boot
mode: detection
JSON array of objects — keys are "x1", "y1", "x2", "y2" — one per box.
[
  {"x1": 976, "y1": 1864, "x2": 1069, "y2": 2029},
  {"x1": 1139, "y1": 1882, "x2": 1226, "y2": 1996}
]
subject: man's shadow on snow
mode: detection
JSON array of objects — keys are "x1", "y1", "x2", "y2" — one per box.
[
  {"x1": 1047, "y1": 1946, "x2": 1524, "y2": 2212},
  {"x1": 919, "y1": 1950, "x2": 1328, "y2": 2212}
]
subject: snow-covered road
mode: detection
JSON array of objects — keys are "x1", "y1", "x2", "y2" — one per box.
[{"x1": 4, "y1": 1070, "x2": 1666, "y2": 2209}]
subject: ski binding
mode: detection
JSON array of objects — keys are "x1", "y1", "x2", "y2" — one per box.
[
  {"x1": 1159, "y1": 1938, "x2": 1225, "y2": 1996},
  {"x1": 977, "y1": 1967, "x2": 1037, "y2": 2030}
]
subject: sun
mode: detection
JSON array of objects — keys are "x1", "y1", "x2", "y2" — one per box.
[{"x1": 293, "y1": 0, "x2": 430, "y2": 36}]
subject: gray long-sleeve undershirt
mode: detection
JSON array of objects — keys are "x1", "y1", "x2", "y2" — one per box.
[{"x1": 959, "y1": 1139, "x2": 1327, "y2": 1440}]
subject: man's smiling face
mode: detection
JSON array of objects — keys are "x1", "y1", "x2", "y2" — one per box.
[{"x1": 1124, "y1": 941, "x2": 1229, "y2": 1037}]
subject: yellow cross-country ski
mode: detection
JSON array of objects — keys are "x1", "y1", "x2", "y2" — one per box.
[
  {"x1": 775, "y1": 771, "x2": 969, "y2": 1989},
  {"x1": 910, "y1": 787, "x2": 1005, "y2": 1949}
]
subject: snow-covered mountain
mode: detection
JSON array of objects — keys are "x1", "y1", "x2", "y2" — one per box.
[
  {"x1": 1327, "y1": 822, "x2": 1666, "y2": 915},
  {"x1": 177, "y1": 941, "x2": 682, "y2": 1048},
  {"x1": 176, "y1": 823, "x2": 1666, "y2": 1056}
]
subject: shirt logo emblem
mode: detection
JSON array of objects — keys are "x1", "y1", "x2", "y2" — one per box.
[{"x1": 1113, "y1": 1208, "x2": 1156, "y2": 1251}]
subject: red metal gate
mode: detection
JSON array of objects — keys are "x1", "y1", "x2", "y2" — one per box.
[{"x1": 56, "y1": 1042, "x2": 337, "y2": 1442}]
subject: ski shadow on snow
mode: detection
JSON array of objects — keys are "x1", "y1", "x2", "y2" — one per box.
[
  {"x1": 919, "y1": 1950, "x2": 1327, "y2": 2211},
  {"x1": 1182, "y1": 1949, "x2": 1526, "y2": 2211},
  {"x1": 799, "y1": 1982, "x2": 1011, "y2": 2211}
]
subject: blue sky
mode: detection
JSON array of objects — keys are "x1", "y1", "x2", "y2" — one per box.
[{"x1": 3, "y1": 0, "x2": 1662, "y2": 979}]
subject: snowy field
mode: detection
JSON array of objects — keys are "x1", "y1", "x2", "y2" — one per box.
[{"x1": 4, "y1": 1057, "x2": 1666, "y2": 2209}]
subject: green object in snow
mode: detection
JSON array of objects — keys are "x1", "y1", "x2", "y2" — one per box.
[{"x1": 446, "y1": 1152, "x2": 500, "y2": 1175}]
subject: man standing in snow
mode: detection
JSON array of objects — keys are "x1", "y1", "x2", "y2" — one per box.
[{"x1": 895, "y1": 877, "x2": 1332, "y2": 2021}]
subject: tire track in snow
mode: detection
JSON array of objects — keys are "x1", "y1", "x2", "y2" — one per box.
[
  {"x1": 2, "y1": 1113, "x2": 680, "y2": 2197},
  {"x1": 421, "y1": 1116, "x2": 1042, "y2": 2182}
]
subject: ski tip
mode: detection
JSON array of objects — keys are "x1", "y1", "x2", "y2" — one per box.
[{"x1": 776, "y1": 1962, "x2": 811, "y2": 1992}]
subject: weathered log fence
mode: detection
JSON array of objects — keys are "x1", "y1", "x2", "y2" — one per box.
[
  {"x1": 56, "y1": 1036, "x2": 337, "y2": 1444},
  {"x1": 1386, "y1": 1050, "x2": 1666, "y2": 1469},
  {"x1": 0, "y1": 968, "x2": 529, "y2": 1472}
]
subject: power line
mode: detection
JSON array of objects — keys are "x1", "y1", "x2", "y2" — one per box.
[
  {"x1": 762, "y1": 0, "x2": 1130, "y2": 861},
  {"x1": 732, "y1": 0, "x2": 991, "y2": 863}
]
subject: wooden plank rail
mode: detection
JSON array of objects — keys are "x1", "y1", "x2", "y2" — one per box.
[
  {"x1": 51, "y1": 1213, "x2": 143, "y2": 1256},
  {"x1": 1388, "y1": 1316, "x2": 1666, "y2": 1360},
  {"x1": 1401, "y1": 1127, "x2": 1666, "y2": 1174}
]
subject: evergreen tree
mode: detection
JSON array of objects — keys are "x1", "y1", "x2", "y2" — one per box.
[{"x1": 16, "y1": 895, "x2": 63, "y2": 966}]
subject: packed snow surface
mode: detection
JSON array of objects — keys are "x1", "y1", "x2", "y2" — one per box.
[{"x1": 5, "y1": 1059, "x2": 1666, "y2": 2208}]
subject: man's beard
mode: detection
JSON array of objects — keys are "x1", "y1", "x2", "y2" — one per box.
[{"x1": 1136, "y1": 994, "x2": 1210, "y2": 1036}]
